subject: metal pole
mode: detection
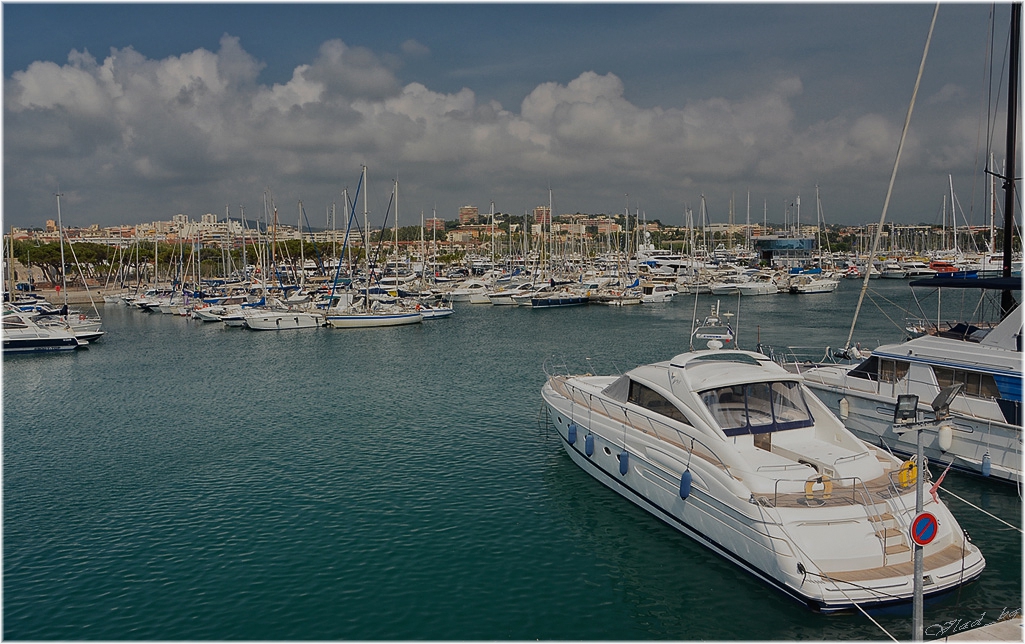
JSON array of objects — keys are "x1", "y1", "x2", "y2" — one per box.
[
  {"x1": 913, "y1": 428, "x2": 924, "y2": 640},
  {"x1": 1000, "y1": 2, "x2": 1020, "y2": 317}
]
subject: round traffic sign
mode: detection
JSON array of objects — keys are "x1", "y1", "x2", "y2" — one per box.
[{"x1": 910, "y1": 511, "x2": 939, "y2": 546}]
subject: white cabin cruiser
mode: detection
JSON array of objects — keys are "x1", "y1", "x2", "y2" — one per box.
[
  {"x1": 541, "y1": 348, "x2": 985, "y2": 612},
  {"x1": 802, "y1": 278, "x2": 1021, "y2": 484},
  {"x1": 3, "y1": 307, "x2": 86, "y2": 353}
]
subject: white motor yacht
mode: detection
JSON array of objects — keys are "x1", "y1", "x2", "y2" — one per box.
[
  {"x1": 802, "y1": 278, "x2": 1021, "y2": 484},
  {"x1": 640, "y1": 282, "x2": 678, "y2": 303},
  {"x1": 541, "y1": 348, "x2": 985, "y2": 612},
  {"x1": 3, "y1": 307, "x2": 85, "y2": 353},
  {"x1": 788, "y1": 274, "x2": 840, "y2": 294},
  {"x1": 445, "y1": 279, "x2": 492, "y2": 304}
]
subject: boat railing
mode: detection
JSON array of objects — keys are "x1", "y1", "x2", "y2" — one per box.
[
  {"x1": 552, "y1": 377, "x2": 737, "y2": 478},
  {"x1": 770, "y1": 475, "x2": 863, "y2": 507},
  {"x1": 765, "y1": 474, "x2": 902, "y2": 563},
  {"x1": 834, "y1": 450, "x2": 871, "y2": 467}
]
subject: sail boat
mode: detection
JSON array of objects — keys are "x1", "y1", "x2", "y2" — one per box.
[
  {"x1": 325, "y1": 167, "x2": 423, "y2": 328},
  {"x1": 242, "y1": 200, "x2": 324, "y2": 330},
  {"x1": 800, "y1": 5, "x2": 1022, "y2": 484},
  {"x1": 33, "y1": 192, "x2": 105, "y2": 342}
]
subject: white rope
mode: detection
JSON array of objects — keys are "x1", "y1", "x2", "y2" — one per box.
[{"x1": 940, "y1": 487, "x2": 1023, "y2": 533}]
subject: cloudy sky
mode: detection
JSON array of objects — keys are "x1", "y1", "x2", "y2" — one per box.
[{"x1": 2, "y1": 3, "x2": 1017, "y2": 231}]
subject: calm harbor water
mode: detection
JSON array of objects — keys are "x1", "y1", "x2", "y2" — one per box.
[{"x1": 4, "y1": 280, "x2": 1021, "y2": 640}]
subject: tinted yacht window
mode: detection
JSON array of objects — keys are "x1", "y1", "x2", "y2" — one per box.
[{"x1": 628, "y1": 380, "x2": 689, "y2": 424}]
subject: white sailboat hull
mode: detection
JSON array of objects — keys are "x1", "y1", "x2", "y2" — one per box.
[
  {"x1": 244, "y1": 311, "x2": 323, "y2": 330},
  {"x1": 325, "y1": 312, "x2": 423, "y2": 328}
]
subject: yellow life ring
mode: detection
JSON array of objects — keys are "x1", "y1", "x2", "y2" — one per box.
[
  {"x1": 897, "y1": 459, "x2": 917, "y2": 488},
  {"x1": 804, "y1": 474, "x2": 833, "y2": 501}
]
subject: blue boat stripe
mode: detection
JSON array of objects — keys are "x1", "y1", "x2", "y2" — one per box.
[{"x1": 993, "y1": 374, "x2": 1023, "y2": 402}]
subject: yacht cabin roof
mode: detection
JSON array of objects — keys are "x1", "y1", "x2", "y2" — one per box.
[{"x1": 667, "y1": 350, "x2": 799, "y2": 393}]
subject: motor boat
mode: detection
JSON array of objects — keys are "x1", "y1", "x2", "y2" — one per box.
[
  {"x1": 445, "y1": 279, "x2": 492, "y2": 304},
  {"x1": 487, "y1": 283, "x2": 537, "y2": 306},
  {"x1": 640, "y1": 282, "x2": 678, "y2": 303},
  {"x1": 736, "y1": 272, "x2": 781, "y2": 296},
  {"x1": 540, "y1": 347, "x2": 985, "y2": 612},
  {"x1": 788, "y1": 274, "x2": 840, "y2": 294},
  {"x1": 3, "y1": 307, "x2": 85, "y2": 353},
  {"x1": 879, "y1": 261, "x2": 908, "y2": 279},
  {"x1": 802, "y1": 277, "x2": 1021, "y2": 484}
]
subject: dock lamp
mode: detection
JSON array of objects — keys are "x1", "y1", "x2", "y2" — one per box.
[
  {"x1": 894, "y1": 394, "x2": 920, "y2": 425},
  {"x1": 930, "y1": 384, "x2": 964, "y2": 421}
]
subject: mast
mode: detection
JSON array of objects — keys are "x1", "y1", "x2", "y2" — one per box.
[
  {"x1": 298, "y1": 200, "x2": 305, "y2": 290},
  {"x1": 1000, "y1": 2, "x2": 1020, "y2": 316},
  {"x1": 794, "y1": 194, "x2": 801, "y2": 238},
  {"x1": 746, "y1": 190, "x2": 751, "y2": 251},
  {"x1": 844, "y1": 4, "x2": 938, "y2": 353},
  {"x1": 8, "y1": 226, "x2": 15, "y2": 297},
  {"x1": 363, "y1": 165, "x2": 369, "y2": 311},
  {"x1": 490, "y1": 201, "x2": 496, "y2": 269},
  {"x1": 988, "y1": 153, "x2": 997, "y2": 255},
  {"x1": 948, "y1": 174, "x2": 959, "y2": 255},
  {"x1": 240, "y1": 205, "x2": 248, "y2": 277},
  {"x1": 55, "y1": 192, "x2": 70, "y2": 310},
  {"x1": 394, "y1": 178, "x2": 399, "y2": 276}
]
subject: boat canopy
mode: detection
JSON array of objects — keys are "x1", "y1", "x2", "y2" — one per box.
[{"x1": 699, "y1": 380, "x2": 814, "y2": 437}]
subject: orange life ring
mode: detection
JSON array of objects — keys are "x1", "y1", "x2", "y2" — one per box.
[{"x1": 804, "y1": 474, "x2": 833, "y2": 500}]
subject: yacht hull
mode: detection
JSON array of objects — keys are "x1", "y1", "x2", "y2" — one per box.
[{"x1": 541, "y1": 353, "x2": 985, "y2": 612}]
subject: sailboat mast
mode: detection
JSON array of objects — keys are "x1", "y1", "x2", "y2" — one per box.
[
  {"x1": 298, "y1": 200, "x2": 305, "y2": 290},
  {"x1": 8, "y1": 226, "x2": 15, "y2": 296},
  {"x1": 55, "y1": 192, "x2": 70, "y2": 308},
  {"x1": 394, "y1": 178, "x2": 399, "y2": 275},
  {"x1": 948, "y1": 175, "x2": 958, "y2": 255},
  {"x1": 363, "y1": 165, "x2": 369, "y2": 311},
  {"x1": 1000, "y1": 2, "x2": 1020, "y2": 316}
]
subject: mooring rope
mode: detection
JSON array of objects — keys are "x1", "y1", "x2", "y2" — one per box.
[{"x1": 940, "y1": 487, "x2": 1023, "y2": 533}]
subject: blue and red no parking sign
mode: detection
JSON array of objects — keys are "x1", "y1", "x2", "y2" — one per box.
[{"x1": 910, "y1": 511, "x2": 939, "y2": 546}]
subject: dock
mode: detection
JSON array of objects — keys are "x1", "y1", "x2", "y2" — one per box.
[{"x1": 943, "y1": 616, "x2": 1021, "y2": 641}]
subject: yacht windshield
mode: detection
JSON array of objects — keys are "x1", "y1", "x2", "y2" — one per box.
[{"x1": 700, "y1": 381, "x2": 813, "y2": 436}]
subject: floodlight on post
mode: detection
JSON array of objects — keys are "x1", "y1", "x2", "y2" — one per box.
[
  {"x1": 894, "y1": 394, "x2": 920, "y2": 425},
  {"x1": 930, "y1": 384, "x2": 964, "y2": 421}
]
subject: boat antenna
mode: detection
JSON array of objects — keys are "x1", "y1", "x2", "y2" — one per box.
[{"x1": 844, "y1": 5, "x2": 939, "y2": 353}]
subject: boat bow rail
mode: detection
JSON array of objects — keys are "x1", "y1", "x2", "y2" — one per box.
[{"x1": 546, "y1": 375, "x2": 741, "y2": 482}]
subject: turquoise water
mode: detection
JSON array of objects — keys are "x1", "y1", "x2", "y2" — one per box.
[{"x1": 4, "y1": 280, "x2": 1021, "y2": 640}]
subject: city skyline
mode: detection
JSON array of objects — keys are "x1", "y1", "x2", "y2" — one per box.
[{"x1": 3, "y1": 3, "x2": 1017, "y2": 230}]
